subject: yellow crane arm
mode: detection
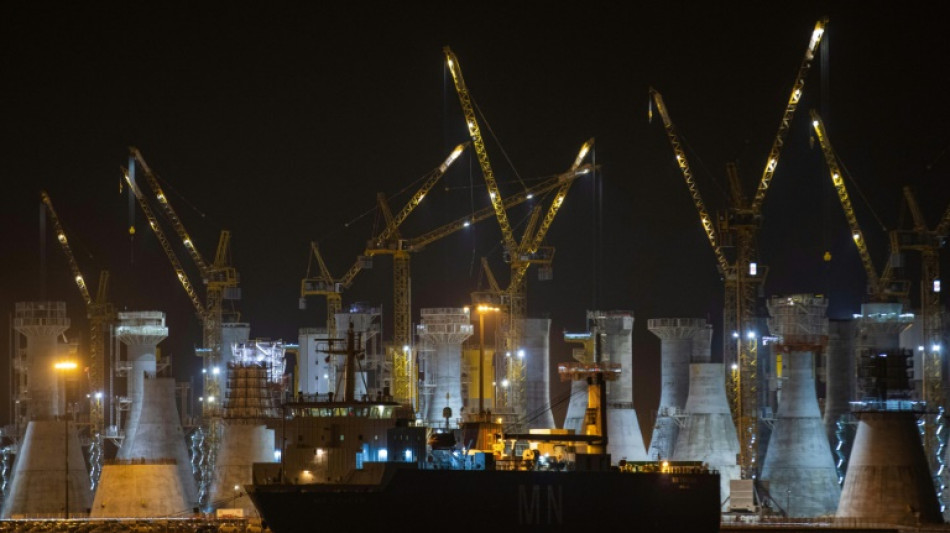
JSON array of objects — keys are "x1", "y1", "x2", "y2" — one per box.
[
  {"x1": 650, "y1": 88, "x2": 731, "y2": 277},
  {"x1": 507, "y1": 139, "x2": 595, "y2": 291},
  {"x1": 524, "y1": 138, "x2": 593, "y2": 255},
  {"x1": 407, "y1": 163, "x2": 594, "y2": 251},
  {"x1": 373, "y1": 143, "x2": 468, "y2": 247},
  {"x1": 129, "y1": 147, "x2": 211, "y2": 277},
  {"x1": 810, "y1": 110, "x2": 882, "y2": 295},
  {"x1": 481, "y1": 256, "x2": 502, "y2": 294},
  {"x1": 750, "y1": 17, "x2": 828, "y2": 214},
  {"x1": 40, "y1": 190, "x2": 93, "y2": 306},
  {"x1": 443, "y1": 46, "x2": 519, "y2": 256},
  {"x1": 123, "y1": 166, "x2": 206, "y2": 318}
]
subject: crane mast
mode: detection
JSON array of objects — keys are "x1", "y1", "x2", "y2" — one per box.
[
  {"x1": 651, "y1": 18, "x2": 827, "y2": 478},
  {"x1": 300, "y1": 144, "x2": 467, "y2": 409},
  {"x1": 40, "y1": 191, "x2": 115, "y2": 446},
  {"x1": 898, "y1": 187, "x2": 949, "y2": 475}
]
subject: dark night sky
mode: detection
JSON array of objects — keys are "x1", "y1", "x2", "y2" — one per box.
[{"x1": 2, "y1": 1, "x2": 949, "y2": 429}]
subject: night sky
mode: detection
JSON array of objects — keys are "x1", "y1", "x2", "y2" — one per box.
[{"x1": 2, "y1": 2, "x2": 948, "y2": 430}]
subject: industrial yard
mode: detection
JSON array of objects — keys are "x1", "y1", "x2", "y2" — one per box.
[{"x1": 2, "y1": 3, "x2": 949, "y2": 531}]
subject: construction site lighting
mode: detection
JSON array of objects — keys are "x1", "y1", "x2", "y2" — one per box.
[
  {"x1": 517, "y1": 349, "x2": 525, "y2": 358},
  {"x1": 54, "y1": 361, "x2": 78, "y2": 370}
]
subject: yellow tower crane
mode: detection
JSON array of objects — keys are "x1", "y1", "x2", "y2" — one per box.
[
  {"x1": 300, "y1": 144, "x2": 467, "y2": 408},
  {"x1": 443, "y1": 45, "x2": 595, "y2": 424},
  {"x1": 649, "y1": 18, "x2": 827, "y2": 479},
  {"x1": 899, "y1": 187, "x2": 950, "y2": 417},
  {"x1": 40, "y1": 191, "x2": 115, "y2": 461},
  {"x1": 128, "y1": 147, "x2": 241, "y2": 421},
  {"x1": 809, "y1": 111, "x2": 909, "y2": 304}
]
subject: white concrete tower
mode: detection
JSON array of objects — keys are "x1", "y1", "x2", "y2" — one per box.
[
  {"x1": 417, "y1": 308, "x2": 473, "y2": 427},
  {"x1": 522, "y1": 318, "x2": 556, "y2": 429},
  {"x1": 761, "y1": 295, "x2": 840, "y2": 517},
  {"x1": 112, "y1": 311, "x2": 197, "y2": 508},
  {"x1": 115, "y1": 311, "x2": 168, "y2": 410},
  {"x1": 673, "y1": 333, "x2": 741, "y2": 509},
  {"x1": 14, "y1": 301, "x2": 70, "y2": 420},
  {"x1": 588, "y1": 310, "x2": 647, "y2": 462},
  {"x1": 647, "y1": 318, "x2": 706, "y2": 461},
  {"x1": 836, "y1": 410, "x2": 942, "y2": 525}
]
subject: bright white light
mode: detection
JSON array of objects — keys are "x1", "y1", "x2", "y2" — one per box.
[
  {"x1": 526, "y1": 193, "x2": 533, "y2": 199},
  {"x1": 732, "y1": 332, "x2": 740, "y2": 339},
  {"x1": 919, "y1": 346, "x2": 926, "y2": 352},
  {"x1": 852, "y1": 233, "x2": 861, "y2": 241},
  {"x1": 212, "y1": 367, "x2": 220, "y2": 375},
  {"x1": 749, "y1": 262, "x2": 757, "y2": 276},
  {"x1": 95, "y1": 392, "x2": 103, "y2": 399},
  {"x1": 731, "y1": 363, "x2": 739, "y2": 370},
  {"x1": 273, "y1": 450, "x2": 281, "y2": 461},
  {"x1": 517, "y1": 349, "x2": 525, "y2": 358},
  {"x1": 934, "y1": 344, "x2": 943, "y2": 353},
  {"x1": 378, "y1": 449, "x2": 388, "y2": 461},
  {"x1": 207, "y1": 396, "x2": 215, "y2": 403},
  {"x1": 501, "y1": 379, "x2": 509, "y2": 388},
  {"x1": 403, "y1": 345, "x2": 410, "y2": 352},
  {"x1": 935, "y1": 280, "x2": 942, "y2": 293},
  {"x1": 505, "y1": 351, "x2": 511, "y2": 357},
  {"x1": 404, "y1": 449, "x2": 413, "y2": 462},
  {"x1": 463, "y1": 220, "x2": 470, "y2": 227},
  {"x1": 747, "y1": 331, "x2": 756, "y2": 340},
  {"x1": 323, "y1": 374, "x2": 329, "y2": 380}
]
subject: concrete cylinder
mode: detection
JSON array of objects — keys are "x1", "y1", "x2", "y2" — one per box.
[
  {"x1": 588, "y1": 311, "x2": 634, "y2": 404},
  {"x1": 0, "y1": 420, "x2": 92, "y2": 518},
  {"x1": 824, "y1": 320, "x2": 855, "y2": 451},
  {"x1": 209, "y1": 423, "x2": 275, "y2": 517},
  {"x1": 417, "y1": 308, "x2": 473, "y2": 426},
  {"x1": 836, "y1": 411, "x2": 941, "y2": 525},
  {"x1": 760, "y1": 350, "x2": 841, "y2": 517},
  {"x1": 14, "y1": 301, "x2": 70, "y2": 420},
  {"x1": 647, "y1": 318, "x2": 705, "y2": 460},
  {"x1": 523, "y1": 318, "x2": 555, "y2": 429},
  {"x1": 673, "y1": 363, "x2": 741, "y2": 508}
]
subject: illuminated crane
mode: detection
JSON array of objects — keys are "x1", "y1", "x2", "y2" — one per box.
[
  {"x1": 897, "y1": 187, "x2": 950, "y2": 472},
  {"x1": 443, "y1": 45, "x2": 595, "y2": 423},
  {"x1": 124, "y1": 153, "x2": 240, "y2": 425},
  {"x1": 809, "y1": 111, "x2": 909, "y2": 304},
  {"x1": 649, "y1": 18, "x2": 827, "y2": 478},
  {"x1": 40, "y1": 191, "x2": 114, "y2": 468},
  {"x1": 300, "y1": 144, "x2": 467, "y2": 407},
  {"x1": 899, "y1": 187, "x2": 949, "y2": 407}
]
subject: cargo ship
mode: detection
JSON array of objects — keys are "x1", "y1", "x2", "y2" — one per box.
[{"x1": 245, "y1": 324, "x2": 721, "y2": 532}]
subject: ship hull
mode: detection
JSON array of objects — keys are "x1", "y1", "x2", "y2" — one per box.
[{"x1": 247, "y1": 465, "x2": 721, "y2": 532}]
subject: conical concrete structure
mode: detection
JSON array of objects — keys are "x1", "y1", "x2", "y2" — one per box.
[
  {"x1": 208, "y1": 423, "x2": 275, "y2": 517},
  {"x1": 673, "y1": 359, "x2": 740, "y2": 509},
  {"x1": 90, "y1": 462, "x2": 190, "y2": 517},
  {"x1": 836, "y1": 410, "x2": 942, "y2": 525},
  {"x1": 589, "y1": 311, "x2": 647, "y2": 462},
  {"x1": 761, "y1": 295, "x2": 840, "y2": 517},
  {"x1": 2, "y1": 302, "x2": 92, "y2": 518},
  {"x1": 112, "y1": 372, "x2": 198, "y2": 507},
  {"x1": 647, "y1": 318, "x2": 706, "y2": 461},
  {"x1": 1, "y1": 420, "x2": 92, "y2": 518},
  {"x1": 523, "y1": 318, "x2": 556, "y2": 429},
  {"x1": 417, "y1": 308, "x2": 473, "y2": 427}
]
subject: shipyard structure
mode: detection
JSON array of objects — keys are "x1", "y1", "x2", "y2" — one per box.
[{"x1": 2, "y1": 288, "x2": 948, "y2": 529}]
